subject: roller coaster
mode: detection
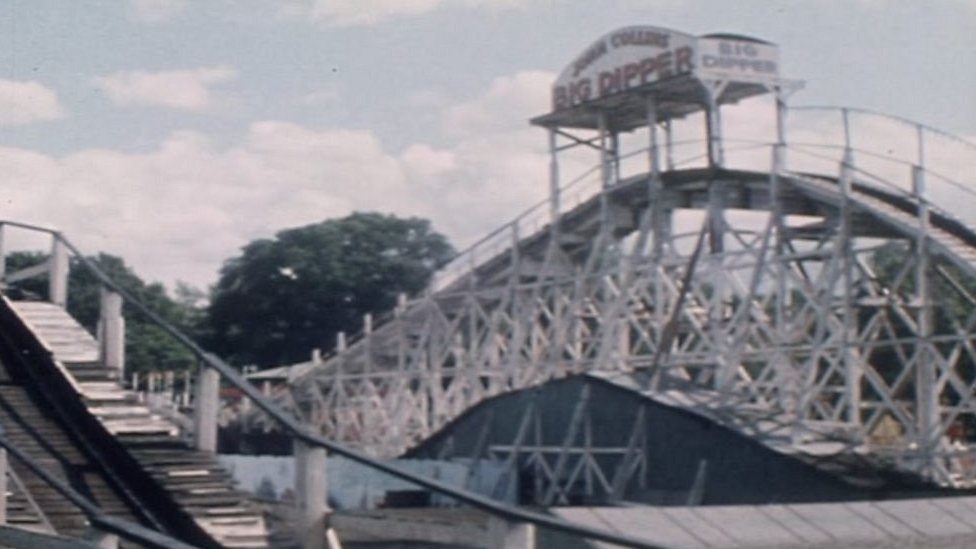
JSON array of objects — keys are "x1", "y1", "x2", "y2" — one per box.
[
  {"x1": 0, "y1": 24, "x2": 973, "y2": 549},
  {"x1": 251, "y1": 27, "x2": 976, "y2": 492}
]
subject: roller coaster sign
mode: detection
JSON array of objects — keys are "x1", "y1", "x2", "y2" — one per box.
[
  {"x1": 696, "y1": 36, "x2": 779, "y2": 81},
  {"x1": 551, "y1": 26, "x2": 780, "y2": 111}
]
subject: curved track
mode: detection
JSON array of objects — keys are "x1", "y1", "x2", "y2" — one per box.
[{"x1": 261, "y1": 106, "x2": 976, "y2": 489}]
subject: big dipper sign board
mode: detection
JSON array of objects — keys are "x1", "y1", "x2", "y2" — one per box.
[
  {"x1": 551, "y1": 26, "x2": 697, "y2": 111},
  {"x1": 696, "y1": 36, "x2": 779, "y2": 81}
]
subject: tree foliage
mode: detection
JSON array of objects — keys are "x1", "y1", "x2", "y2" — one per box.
[
  {"x1": 206, "y1": 212, "x2": 455, "y2": 368},
  {"x1": 5, "y1": 251, "x2": 202, "y2": 373}
]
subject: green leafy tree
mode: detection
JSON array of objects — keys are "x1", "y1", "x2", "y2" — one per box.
[
  {"x1": 206, "y1": 212, "x2": 455, "y2": 368},
  {"x1": 5, "y1": 251, "x2": 202, "y2": 373}
]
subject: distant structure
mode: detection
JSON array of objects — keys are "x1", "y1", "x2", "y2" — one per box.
[{"x1": 252, "y1": 24, "x2": 976, "y2": 495}]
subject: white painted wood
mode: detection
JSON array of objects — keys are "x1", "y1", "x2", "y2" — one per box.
[
  {"x1": 486, "y1": 518, "x2": 535, "y2": 549},
  {"x1": 48, "y1": 238, "x2": 69, "y2": 307},
  {"x1": 193, "y1": 366, "x2": 220, "y2": 453},
  {"x1": 0, "y1": 449, "x2": 6, "y2": 525},
  {"x1": 99, "y1": 290, "x2": 125, "y2": 374},
  {"x1": 294, "y1": 440, "x2": 328, "y2": 549}
]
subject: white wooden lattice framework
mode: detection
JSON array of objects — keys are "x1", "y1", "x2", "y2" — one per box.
[{"x1": 247, "y1": 31, "x2": 976, "y2": 489}]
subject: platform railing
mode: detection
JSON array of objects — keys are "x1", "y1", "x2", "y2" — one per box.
[{"x1": 429, "y1": 107, "x2": 975, "y2": 300}]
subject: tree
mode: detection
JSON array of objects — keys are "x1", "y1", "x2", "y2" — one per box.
[
  {"x1": 4, "y1": 251, "x2": 202, "y2": 373},
  {"x1": 206, "y1": 212, "x2": 455, "y2": 368}
]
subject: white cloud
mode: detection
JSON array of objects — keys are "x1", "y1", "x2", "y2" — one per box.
[
  {"x1": 129, "y1": 0, "x2": 189, "y2": 22},
  {"x1": 12, "y1": 67, "x2": 966, "y2": 297},
  {"x1": 0, "y1": 69, "x2": 562, "y2": 291},
  {"x1": 443, "y1": 70, "x2": 553, "y2": 138},
  {"x1": 299, "y1": 88, "x2": 342, "y2": 108},
  {"x1": 277, "y1": 0, "x2": 535, "y2": 26},
  {"x1": 0, "y1": 123, "x2": 408, "y2": 290},
  {"x1": 92, "y1": 66, "x2": 238, "y2": 112},
  {"x1": 0, "y1": 80, "x2": 66, "y2": 126}
]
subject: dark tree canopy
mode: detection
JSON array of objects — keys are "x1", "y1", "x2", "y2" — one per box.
[
  {"x1": 206, "y1": 212, "x2": 455, "y2": 368},
  {"x1": 5, "y1": 251, "x2": 201, "y2": 373}
]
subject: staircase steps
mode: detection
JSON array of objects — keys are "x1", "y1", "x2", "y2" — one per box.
[
  {"x1": 0, "y1": 382, "x2": 141, "y2": 539},
  {"x1": 9, "y1": 300, "x2": 271, "y2": 548}
]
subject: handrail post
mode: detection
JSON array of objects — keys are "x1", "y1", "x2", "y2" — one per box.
[
  {"x1": 0, "y1": 223, "x2": 6, "y2": 283},
  {"x1": 294, "y1": 439, "x2": 328, "y2": 549},
  {"x1": 83, "y1": 529, "x2": 119, "y2": 549},
  {"x1": 0, "y1": 448, "x2": 6, "y2": 525},
  {"x1": 487, "y1": 517, "x2": 536, "y2": 549},
  {"x1": 193, "y1": 361, "x2": 220, "y2": 453},
  {"x1": 49, "y1": 236, "x2": 69, "y2": 307},
  {"x1": 99, "y1": 288, "x2": 125, "y2": 375}
]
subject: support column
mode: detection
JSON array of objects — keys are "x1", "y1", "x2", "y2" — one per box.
[
  {"x1": 913, "y1": 164, "x2": 938, "y2": 475},
  {"x1": 0, "y1": 224, "x2": 6, "y2": 283},
  {"x1": 703, "y1": 82, "x2": 727, "y2": 169},
  {"x1": 647, "y1": 97, "x2": 671, "y2": 359},
  {"x1": 49, "y1": 236, "x2": 69, "y2": 307},
  {"x1": 0, "y1": 448, "x2": 6, "y2": 525},
  {"x1": 548, "y1": 129, "x2": 561, "y2": 227},
  {"x1": 838, "y1": 140, "x2": 862, "y2": 430},
  {"x1": 597, "y1": 110, "x2": 612, "y2": 190},
  {"x1": 647, "y1": 97, "x2": 660, "y2": 181},
  {"x1": 83, "y1": 529, "x2": 119, "y2": 549},
  {"x1": 486, "y1": 518, "x2": 536, "y2": 549},
  {"x1": 647, "y1": 97, "x2": 669, "y2": 258},
  {"x1": 193, "y1": 363, "x2": 220, "y2": 453},
  {"x1": 294, "y1": 440, "x2": 328, "y2": 549},
  {"x1": 708, "y1": 182, "x2": 731, "y2": 391},
  {"x1": 99, "y1": 289, "x2": 125, "y2": 374},
  {"x1": 772, "y1": 93, "x2": 788, "y2": 328},
  {"x1": 664, "y1": 119, "x2": 675, "y2": 171},
  {"x1": 771, "y1": 89, "x2": 795, "y2": 413}
]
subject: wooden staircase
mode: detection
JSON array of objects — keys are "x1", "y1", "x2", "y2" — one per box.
[{"x1": 6, "y1": 300, "x2": 271, "y2": 548}]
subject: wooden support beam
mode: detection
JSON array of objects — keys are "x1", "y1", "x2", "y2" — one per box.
[
  {"x1": 487, "y1": 518, "x2": 536, "y2": 549},
  {"x1": 193, "y1": 365, "x2": 220, "y2": 453},
  {"x1": 99, "y1": 289, "x2": 125, "y2": 374},
  {"x1": 49, "y1": 237, "x2": 69, "y2": 307},
  {"x1": 294, "y1": 440, "x2": 328, "y2": 549},
  {"x1": 0, "y1": 449, "x2": 6, "y2": 525}
]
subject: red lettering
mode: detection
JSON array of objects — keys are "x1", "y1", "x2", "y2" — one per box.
[
  {"x1": 638, "y1": 58, "x2": 657, "y2": 83},
  {"x1": 657, "y1": 51, "x2": 673, "y2": 79},
  {"x1": 553, "y1": 86, "x2": 568, "y2": 110},
  {"x1": 599, "y1": 71, "x2": 618, "y2": 96},
  {"x1": 572, "y1": 79, "x2": 592, "y2": 104},
  {"x1": 623, "y1": 62, "x2": 640, "y2": 88}
]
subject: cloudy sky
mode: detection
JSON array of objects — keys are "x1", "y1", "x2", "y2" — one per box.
[{"x1": 1, "y1": 0, "x2": 973, "y2": 291}]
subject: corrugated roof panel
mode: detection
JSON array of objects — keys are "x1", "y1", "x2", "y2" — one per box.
[
  {"x1": 592, "y1": 507, "x2": 706, "y2": 548},
  {"x1": 659, "y1": 507, "x2": 738, "y2": 547},
  {"x1": 874, "y1": 499, "x2": 972, "y2": 538}
]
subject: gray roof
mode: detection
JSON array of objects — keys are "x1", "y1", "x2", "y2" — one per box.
[{"x1": 554, "y1": 497, "x2": 976, "y2": 548}]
